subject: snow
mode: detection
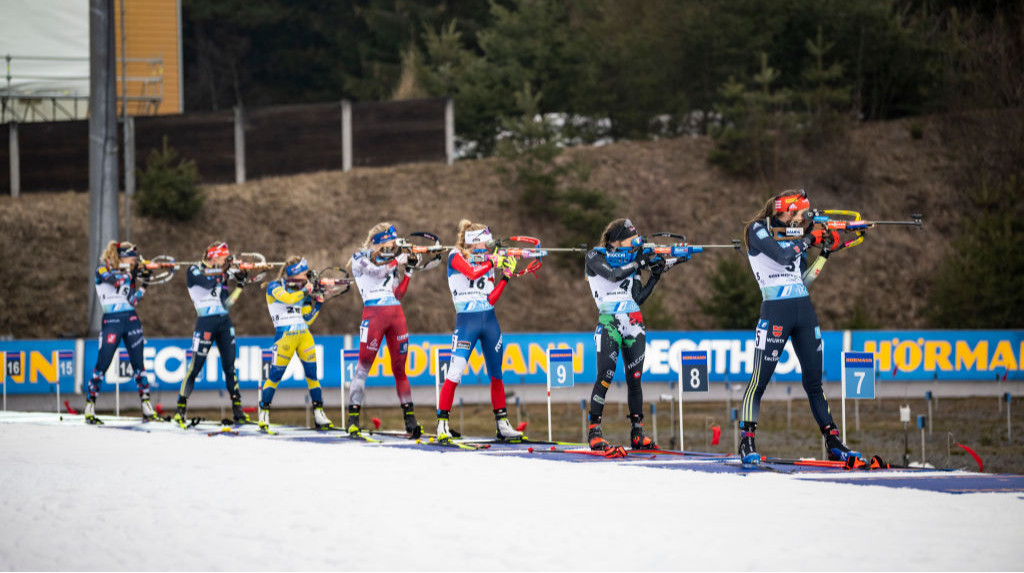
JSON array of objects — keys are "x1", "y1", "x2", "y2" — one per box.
[{"x1": 0, "y1": 416, "x2": 1021, "y2": 571}]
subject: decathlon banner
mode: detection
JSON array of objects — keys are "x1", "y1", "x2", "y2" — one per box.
[{"x1": 3, "y1": 330, "x2": 1022, "y2": 394}]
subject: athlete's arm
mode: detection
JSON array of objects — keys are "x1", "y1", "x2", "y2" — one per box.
[
  {"x1": 487, "y1": 277, "x2": 509, "y2": 305},
  {"x1": 585, "y1": 250, "x2": 640, "y2": 281},
  {"x1": 393, "y1": 270, "x2": 411, "y2": 300},
  {"x1": 747, "y1": 222, "x2": 810, "y2": 265},
  {"x1": 451, "y1": 251, "x2": 494, "y2": 280},
  {"x1": 632, "y1": 272, "x2": 660, "y2": 306}
]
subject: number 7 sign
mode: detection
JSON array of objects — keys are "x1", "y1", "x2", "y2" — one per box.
[{"x1": 843, "y1": 351, "x2": 876, "y2": 399}]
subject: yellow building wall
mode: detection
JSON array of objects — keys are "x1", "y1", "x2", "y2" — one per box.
[{"x1": 114, "y1": 0, "x2": 182, "y2": 115}]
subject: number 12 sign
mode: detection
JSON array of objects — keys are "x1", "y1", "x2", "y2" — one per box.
[{"x1": 842, "y1": 351, "x2": 876, "y2": 399}]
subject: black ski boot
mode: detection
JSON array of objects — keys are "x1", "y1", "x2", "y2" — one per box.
[
  {"x1": 172, "y1": 398, "x2": 188, "y2": 429},
  {"x1": 588, "y1": 415, "x2": 609, "y2": 451},
  {"x1": 401, "y1": 402, "x2": 422, "y2": 438},
  {"x1": 822, "y1": 423, "x2": 864, "y2": 465},
  {"x1": 232, "y1": 398, "x2": 250, "y2": 424},
  {"x1": 346, "y1": 405, "x2": 361, "y2": 434},
  {"x1": 629, "y1": 413, "x2": 656, "y2": 450},
  {"x1": 739, "y1": 422, "x2": 759, "y2": 465}
]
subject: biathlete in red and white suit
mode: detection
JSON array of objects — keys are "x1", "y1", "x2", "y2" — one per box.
[
  {"x1": 346, "y1": 223, "x2": 421, "y2": 436},
  {"x1": 435, "y1": 219, "x2": 523, "y2": 443}
]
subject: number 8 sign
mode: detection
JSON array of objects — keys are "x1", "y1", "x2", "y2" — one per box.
[{"x1": 678, "y1": 351, "x2": 709, "y2": 393}]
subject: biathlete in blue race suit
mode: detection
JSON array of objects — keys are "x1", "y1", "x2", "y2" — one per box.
[
  {"x1": 738, "y1": 189, "x2": 860, "y2": 465},
  {"x1": 83, "y1": 241, "x2": 155, "y2": 424},
  {"x1": 173, "y1": 241, "x2": 252, "y2": 428},
  {"x1": 435, "y1": 219, "x2": 523, "y2": 443}
]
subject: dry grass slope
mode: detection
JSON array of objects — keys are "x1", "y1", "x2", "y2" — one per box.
[{"x1": 0, "y1": 117, "x2": 961, "y2": 339}]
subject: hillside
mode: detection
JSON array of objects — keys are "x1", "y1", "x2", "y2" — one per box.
[{"x1": 0, "y1": 118, "x2": 960, "y2": 339}]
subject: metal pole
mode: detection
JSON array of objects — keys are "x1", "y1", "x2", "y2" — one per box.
[
  {"x1": 119, "y1": 0, "x2": 127, "y2": 118},
  {"x1": 123, "y1": 116, "x2": 134, "y2": 240},
  {"x1": 234, "y1": 105, "x2": 245, "y2": 183},
  {"x1": 855, "y1": 399, "x2": 860, "y2": 432},
  {"x1": 1007, "y1": 394, "x2": 1013, "y2": 441},
  {"x1": 8, "y1": 121, "x2": 18, "y2": 197},
  {"x1": 580, "y1": 399, "x2": 586, "y2": 443},
  {"x1": 341, "y1": 100, "x2": 352, "y2": 172},
  {"x1": 88, "y1": 0, "x2": 121, "y2": 337},
  {"x1": 651, "y1": 402, "x2": 658, "y2": 446},
  {"x1": 546, "y1": 389, "x2": 552, "y2": 443},
  {"x1": 444, "y1": 96, "x2": 454, "y2": 165}
]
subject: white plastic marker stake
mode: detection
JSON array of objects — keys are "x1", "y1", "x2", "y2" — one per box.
[
  {"x1": 340, "y1": 349, "x2": 360, "y2": 422},
  {"x1": 546, "y1": 347, "x2": 574, "y2": 442},
  {"x1": 432, "y1": 346, "x2": 452, "y2": 412},
  {"x1": 678, "y1": 350, "x2": 709, "y2": 452},
  {"x1": 56, "y1": 350, "x2": 75, "y2": 417},
  {"x1": 841, "y1": 351, "x2": 876, "y2": 444}
]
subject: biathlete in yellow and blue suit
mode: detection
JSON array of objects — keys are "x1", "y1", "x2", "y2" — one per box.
[{"x1": 258, "y1": 256, "x2": 334, "y2": 431}]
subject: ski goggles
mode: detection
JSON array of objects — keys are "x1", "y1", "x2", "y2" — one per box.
[
  {"x1": 285, "y1": 257, "x2": 309, "y2": 277},
  {"x1": 607, "y1": 219, "x2": 638, "y2": 243},
  {"x1": 774, "y1": 190, "x2": 810, "y2": 213},
  {"x1": 464, "y1": 226, "x2": 492, "y2": 245},
  {"x1": 205, "y1": 242, "x2": 230, "y2": 260},
  {"x1": 116, "y1": 242, "x2": 139, "y2": 258},
  {"x1": 372, "y1": 225, "x2": 398, "y2": 245}
]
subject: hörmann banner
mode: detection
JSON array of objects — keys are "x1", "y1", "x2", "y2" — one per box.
[{"x1": 1, "y1": 331, "x2": 1021, "y2": 395}]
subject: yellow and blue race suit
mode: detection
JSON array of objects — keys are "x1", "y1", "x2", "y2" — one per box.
[{"x1": 260, "y1": 279, "x2": 323, "y2": 408}]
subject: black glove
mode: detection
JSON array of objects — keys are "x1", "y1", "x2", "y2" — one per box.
[
  {"x1": 407, "y1": 254, "x2": 420, "y2": 267},
  {"x1": 649, "y1": 257, "x2": 666, "y2": 277}
]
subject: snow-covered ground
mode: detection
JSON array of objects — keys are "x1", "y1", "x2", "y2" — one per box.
[{"x1": 0, "y1": 414, "x2": 1021, "y2": 571}]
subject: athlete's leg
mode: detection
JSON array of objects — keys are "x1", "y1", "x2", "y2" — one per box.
[
  {"x1": 383, "y1": 308, "x2": 412, "y2": 405},
  {"x1": 620, "y1": 312, "x2": 647, "y2": 418},
  {"x1": 791, "y1": 301, "x2": 833, "y2": 429},
  {"x1": 740, "y1": 306, "x2": 791, "y2": 425},
  {"x1": 477, "y1": 310, "x2": 506, "y2": 410},
  {"x1": 588, "y1": 315, "x2": 621, "y2": 422},
  {"x1": 123, "y1": 314, "x2": 149, "y2": 400},
  {"x1": 87, "y1": 315, "x2": 124, "y2": 402},
  {"x1": 179, "y1": 330, "x2": 212, "y2": 404}
]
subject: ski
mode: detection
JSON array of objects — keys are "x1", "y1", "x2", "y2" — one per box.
[
  {"x1": 207, "y1": 428, "x2": 240, "y2": 437},
  {"x1": 420, "y1": 436, "x2": 490, "y2": 450}
]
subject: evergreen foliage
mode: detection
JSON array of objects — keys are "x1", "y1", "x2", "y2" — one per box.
[
  {"x1": 136, "y1": 137, "x2": 204, "y2": 222},
  {"x1": 928, "y1": 176, "x2": 1024, "y2": 328},
  {"x1": 697, "y1": 257, "x2": 762, "y2": 329}
]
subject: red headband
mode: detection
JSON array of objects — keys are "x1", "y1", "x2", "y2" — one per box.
[
  {"x1": 774, "y1": 193, "x2": 810, "y2": 213},
  {"x1": 206, "y1": 243, "x2": 230, "y2": 260}
]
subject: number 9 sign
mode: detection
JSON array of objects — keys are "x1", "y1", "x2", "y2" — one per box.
[
  {"x1": 547, "y1": 348, "x2": 574, "y2": 389},
  {"x1": 678, "y1": 351, "x2": 709, "y2": 393}
]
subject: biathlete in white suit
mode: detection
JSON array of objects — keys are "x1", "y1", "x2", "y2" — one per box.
[
  {"x1": 436, "y1": 219, "x2": 522, "y2": 443},
  {"x1": 346, "y1": 223, "x2": 422, "y2": 437}
]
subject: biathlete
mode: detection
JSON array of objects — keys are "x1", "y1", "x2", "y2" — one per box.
[
  {"x1": 258, "y1": 256, "x2": 333, "y2": 431},
  {"x1": 584, "y1": 218, "x2": 671, "y2": 450},
  {"x1": 436, "y1": 220, "x2": 522, "y2": 443},
  {"x1": 173, "y1": 242, "x2": 251, "y2": 429},
  {"x1": 346, "y1": 223, "x2": 421, "y2": 437},
  {"x1": 84, "y1": 241, "x2": 157, "y2": 424},
  {"x1": 738, "y1": 189, "x2": 859, "y2": 464}
]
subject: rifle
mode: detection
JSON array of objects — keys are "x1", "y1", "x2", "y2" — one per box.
[
  {"x1": 638, "y1": 232, "x2": 742, "y2": 267},
  {"x1": 393, "y1": 232, "x2": 450, "y2": 272},
  {"x1": 771, "y1": 211, "x2": 924, "y2": 251},
  {"x1": 488, "y1": 236, "x2": 589, "y2": 277},
  {"x1": 127, "y1": 255, "x2": 185, "y2": 285},
  {"x1": 308, "y1": 266, "x2": 352, "y2": 301}
]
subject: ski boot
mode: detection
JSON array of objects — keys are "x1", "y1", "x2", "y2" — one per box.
[
  {"x1": 436, "y1": 411, "x2": 453, "y2": 444},
  {"x1": 258, "y1": 403, "x2": 271, "y2": 432},
  {"x1": 172, "y1": 399, "x2": 188, "y2": 429},
  {"x1": 346, "y1": 404, "x2": 361, "y2": 435},
  {"x1": 312, "y1": 400, "x2": 334, "y2": 430},
  {"x1": 628, "y1": 413, "x2": 656, "y2": 450},
  {"x1": 231, "y1": 399, "x2": 250, "y2": 424},
  {"x1": 141, "y1": 398, "x2": 160, "y2": 422},
  {"x1": 822, "y1": 423, "x2": 865, "y2": 466},
  {"x1": 739, "y1": 422, "x2": 759, "y2": 465},
  {"x1": 494, "y1": 408, "x2": 523, "y2": 441},
  {"x1": 84, "y1": 400, "x2": 104, "y2": 425},
  {"x1": 587, "y1": 416, "x2": 610, "y2": 451},
  {"x1": 401, "y1": 402, "x2": 422, "y2": 439}
]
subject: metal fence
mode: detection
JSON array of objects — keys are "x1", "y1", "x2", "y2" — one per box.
[{"x1": 2, "y1": 97, "x2": 453, "y2": 194}]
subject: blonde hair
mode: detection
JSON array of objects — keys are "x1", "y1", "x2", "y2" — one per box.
[
  {"x1": 277, "y1": 256, "x2": 304, "y2": 281},
  {"x1": 598, "y1": 218, "x2": 630, "y2": 248},
  {"x1": 743, "y1": 189, "x2": 802, "y2": 251},
  {"x1": 101, "y1": 240, "x2": 134, "y2": 269},
  {"x1": 456, "y1": 219, "x2": 488, "y2": 258}
]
